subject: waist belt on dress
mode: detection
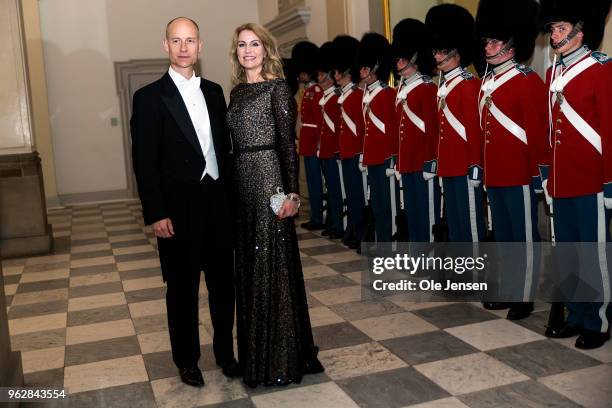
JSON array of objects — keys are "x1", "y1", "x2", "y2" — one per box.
[{"x1": 235, "y1": 144, "x2": 276, "y2": 154}]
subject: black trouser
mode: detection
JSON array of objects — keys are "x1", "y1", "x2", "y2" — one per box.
[{"x1": 160, "y1": 175, "x2": 235, "y2": 369}]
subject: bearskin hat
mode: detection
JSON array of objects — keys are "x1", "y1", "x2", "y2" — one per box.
[
  {"x1": 392, "y1": 18, "x2": 436, "y2": 75},
  {"x1": 331, "y1": 35, "x2": 360, "y2": 81},
  {"x1": 540, "y1": 0, "x2": 611, "y2": 50},
  {"x1": 357, "y1": 32, "x2": 392, "y2": 82},
  {"x1": 290, "y1": 41, "x2": 318, "y2": 78},
  {"x1": 315, "y1": 41, "x2": 335, "y2": 75},
  {"x1": 475, "y1": 0, "x2": 540, "y2": 63},
  {"x1": 425, "y1": 4, "x2": 476, "y2": 67}
]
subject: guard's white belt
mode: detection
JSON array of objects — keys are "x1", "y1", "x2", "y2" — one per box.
[
  {"x1": 368, "y1": 110, "x2": 385, "y2": 133},
  {"x1": 402, "y1": 103, "x2": 426, "y2": 133},
  {"x1": 442, "y1": 106, "x2": 466, "y2": 141},
  {"x1": 323, "y1": 111, "x2": 335, "y2": 132},
  {"x1": 301, "y1": 123, "x2": 318, "y2": 128},
  {"x1": 489, "y1": 102, "x2": 527, "y2": 145},
  {"x1": 560, "y1": 100, "x2": 602, "y2": 154},
  {"x1": 341, "y1": 108, "x2": 357, "y2": 135}
]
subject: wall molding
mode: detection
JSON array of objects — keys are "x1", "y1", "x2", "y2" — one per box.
[
  {"x1": 265, "y1": 6, "x2": 311, "y2": 57},
  {"x1": 58, "y1": 188, "x2": 131, "y2": 206}
]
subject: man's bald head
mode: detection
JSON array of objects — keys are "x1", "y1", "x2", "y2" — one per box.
[{"x1": 165, "y1": 17, "x2": 200, "y2": 39}]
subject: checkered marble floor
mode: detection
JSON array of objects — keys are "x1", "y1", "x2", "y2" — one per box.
[{"x1": 2, "y1": 199, "x2": 611, "y2": 408}]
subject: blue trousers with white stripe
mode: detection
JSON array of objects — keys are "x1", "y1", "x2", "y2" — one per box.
[
  {"x1": 442, "y1": 176, "x2": 485, "y2": 242},
  {"x1": 367, "y1": 160, "x2": 392, "y2": 243},
  {"x1": 487, "y1": 185, "x2": 540, "y2": 242},
  {"x1": 553, "y1": 193, "x2": 611, "y2": 333},
  {"x1": 487, "y1": 184, "x2": 540, "y2": 300},
  {"x1": 341, "y1": 156, "x2": 365, "y2": 239},
  {"x1": 402, "y1": 172, "x2": 440, "y2": 242},
  {"x1": 321, "y1": 155, "x2": 343, "y2": 232},
  {"x1": 303, "y1": 155, "x2": 323, "y2": 224}
]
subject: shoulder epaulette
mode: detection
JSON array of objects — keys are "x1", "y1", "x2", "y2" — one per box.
[
  {"x1": 515, "y1": 64, "x2": 533, "y2": 75},
  {"x1": 460, "y1": 71, "x2": 474, "y2": 80},
  {"x1": 591, "y1": 51, "x2": 610, "y2": 64}
]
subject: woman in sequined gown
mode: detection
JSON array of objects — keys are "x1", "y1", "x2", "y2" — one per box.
[{"x1": 226, "y1": 23, "x2": 323, "y2": 387}]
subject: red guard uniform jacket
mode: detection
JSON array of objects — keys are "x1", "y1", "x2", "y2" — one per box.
[
  {"x1": 318, "y1": 87, "x2": 341, "y2": 159},
  {"x1": 395, "y1": 74, "x2": 439, "y2": 173},
  {"x1": 546, "y1": 48, "x2": 612, "y2": 198},
  {"x1": 479, "y1": 62, "x2": 551, "y2": 187},
  {"x1": 362, "y1": 81, "x2": 398, "y2": 166},
  {"x1": 337, "y1": 83, "x2": 365, "y2": 159},
  {"x1": 298, "y1": 82, "x2": 323, "y2": 156},
  {"x1": 436, "y1": 67, "x2": 482, "y2": 177}
]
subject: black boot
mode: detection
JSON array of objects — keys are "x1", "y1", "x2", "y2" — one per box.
[
  {"x1": 545, "y1": 302, "x2": 566, "y2": 337},
  {"x1": 507, "y1": 302, "x2": 534, "y2": 320}
]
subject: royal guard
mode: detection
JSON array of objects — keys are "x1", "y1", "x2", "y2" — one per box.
[
  {"x1": 392, "y1": 18, "x2": 440, "y2": 243},
  {"x1": 541, "y1": 0, "x2": 612, "y2": 349},
  {"x1": 357, "y1": 32, "x2": 398, "y2": 244},
  {"x1": 292, "y1": 41, "x2": 325, "y2": 231},
  {"x1": 332, "y1": 35, "x2": 366, "y2": 249},
  {"x1": 425, "y1": 4, "x2": 485, "y2": 243},
  {"x1": 316, "y1": 42, "x2": 344, "y2": 239},
  {"x1": 475, "y1": 0, "x2": 551, "y2": 319}
]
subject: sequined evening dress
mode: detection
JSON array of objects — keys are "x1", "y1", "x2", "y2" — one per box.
[{"x1": 226, "y1": 78, "x2": 323, "y2": 386}]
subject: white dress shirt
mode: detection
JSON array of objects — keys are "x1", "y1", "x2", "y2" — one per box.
[{"x1": 168, "y1": 67, "x2": 219, "y2": 180}]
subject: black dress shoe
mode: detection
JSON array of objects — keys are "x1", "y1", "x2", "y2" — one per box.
[
  {"x1": 348, "y1": 240, "x2": 360, "y2": 250},
  {"x1": 506, "y1": 303, "x2": 534, "y2": 320},
  {"x1": 321, "y1": 228, "x2": 331, "y2": 236},
  {"x1": 179, "y1": 365, "x2": 204, "y2": 387},
  {"x1": 307, "y1": 222, "x2": 325, "y2": 231},
  {"x1": 328, "y1": 230, "x2": 344, "y2": 239},
  {"x1": 243, "y1": 379, "x2": 258, "y2": 389},
  {"x1": 482, "y1": 302, "x2": 510, "y2": 310},
  {"x1": 545, "y1": 323, "x2": 581, "y2": 339},
  {"x1": 575, "y1": 329, "x2": 611, "y2": 350},
  {"x1": 217, "y1": 359, "x2": 243, "y2": 378},
  {"x1": 303, "y1": 358, "x2": 325, "y2": 375}
]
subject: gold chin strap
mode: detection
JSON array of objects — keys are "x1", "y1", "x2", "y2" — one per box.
[
  {"x1": 551, "y1": 21, "x2": 584, "y2": 50},
  {"x1": 436, "y1": 49, "x2": 457, "y2": 67},
  {"x1": 485, "y1": 38, "x2": 514, "y2": 62}
]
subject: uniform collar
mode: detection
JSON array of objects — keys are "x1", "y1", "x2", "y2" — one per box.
[
  {"x1": 402, "y1": 71, "x2": 422, "y2": 87},
  {"x1": 366, "y1": 80, "x2": 382, "y2": 92},
  {"x1": 341, "y1": 82, "x2": 355, "y2": 94},
  {"x1": 323, "y1": 85, "x2": 337, "y2": 96},
  {"x1": 491, "y1": 59, "x2": 515, "y2": 76},
  {"x1": 442, "y1": 66, "x2": 462, "y2": 82},
  {"x1": 561, "y1": 45, "x2": 590, "y2": 67}
]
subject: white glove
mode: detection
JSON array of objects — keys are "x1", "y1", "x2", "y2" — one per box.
[
  {"x1": 542, "y1": 179, "x2": 552, "y2": 206},
  {"x1": 358, "y1": 154, "x2": 366, "y2": 172},
  {"x1": 423, "y1": 172, "x2": 436, "y2": 181},
  {"x1": 394, "y1": 169, "x2": 401, "y2": 181},
  {"x1": 469, "y1": 179, "x2": 481, "y2": 188},
  {"x1": 385, "y1": 167, "x2": 396, "y2": 177},
  {"x1": 605, "y1": 197, "x2": 612, "y2": 210}
]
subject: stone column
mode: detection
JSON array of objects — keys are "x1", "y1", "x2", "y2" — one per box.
[
  {"x1": 0, "y1": 0, "x2": 52, "y2": 258},
  {"x1": 0, "y1": 253, "x2": 24, "y2": 406}
]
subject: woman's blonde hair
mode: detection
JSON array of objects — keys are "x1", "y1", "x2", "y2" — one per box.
[{"x1": 230, "y1": 23, "x2": 285, "y2": 85}]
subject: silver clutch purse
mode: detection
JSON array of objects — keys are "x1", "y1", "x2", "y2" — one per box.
[{"x1": 270, "y1": 187, "x2": 287, "y2": 215}]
